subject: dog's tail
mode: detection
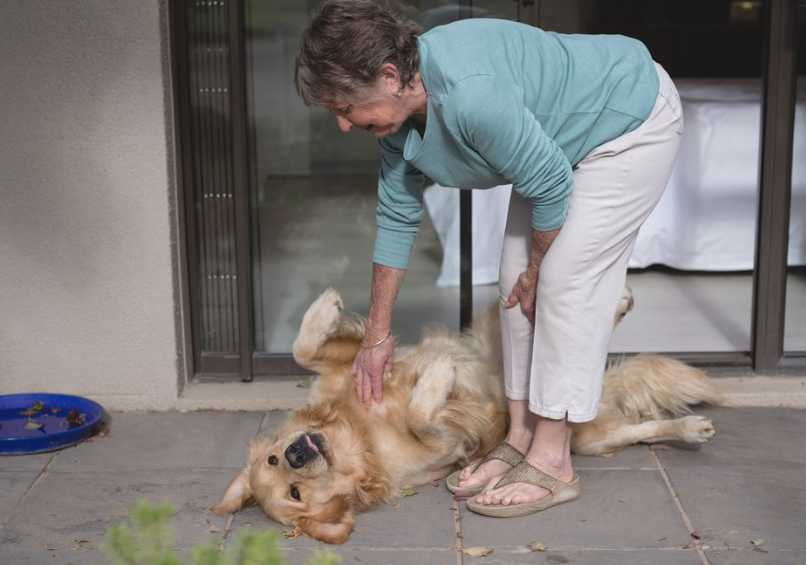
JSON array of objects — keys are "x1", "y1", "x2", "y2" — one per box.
[
  {"x1": 464, "y1": 303, "x2": 503, "y2": 367},
  {"x1": 602, "y1": 354, "x2": 725, "y2": 422}
]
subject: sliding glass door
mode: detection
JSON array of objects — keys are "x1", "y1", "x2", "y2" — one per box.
[{"x1": 245, "y1": 1, "x2": 518, "y2": 356}]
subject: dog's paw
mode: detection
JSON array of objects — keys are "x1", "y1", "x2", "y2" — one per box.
[
  {"x1": 680, "y1": 415, "x2": 716, "y2": 443},
  {"x1": 614, "y1": 286, "x2": 635, "y2": 327},
  {"x1": 302, "y1": 288, "x2": 344, "y2": 338}
]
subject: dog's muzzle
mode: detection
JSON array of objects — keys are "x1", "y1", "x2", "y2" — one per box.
[{"x1": 285, "y1": 433, "x2": 323, "y2": 469}]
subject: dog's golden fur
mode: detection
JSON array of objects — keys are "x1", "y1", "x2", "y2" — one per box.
[{"x1": 212, "y1": 288, "x2": 723, "y2": 544}]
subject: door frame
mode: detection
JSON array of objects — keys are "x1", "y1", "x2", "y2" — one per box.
[{"x1": 170, "y1": 0, "x2": 805, "y2": 381}]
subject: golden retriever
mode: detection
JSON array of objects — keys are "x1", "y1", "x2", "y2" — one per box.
[{"x1": 211, "y1": 288, "x2": 723, "y2": 543}]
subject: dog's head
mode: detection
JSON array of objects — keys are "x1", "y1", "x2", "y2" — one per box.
[{"x1": 211, "y1": 425, "x2": 390, "y2": 544}]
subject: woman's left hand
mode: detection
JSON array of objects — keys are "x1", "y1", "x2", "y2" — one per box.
[
  {"x1": 505, "y1": 269, "x2": 539, "y2": 325},
  {"x1": 504, "y1": 227, "x2": 561, "y2": 326}
]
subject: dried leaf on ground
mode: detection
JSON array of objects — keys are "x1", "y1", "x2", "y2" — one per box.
[
  {"x1": 400, "y1": 488, "x2": 418, "y2": 497},
  {"x1": 25, "y1": 421, "x2": 45, "y2": 431},
  {"x1": 750, "y1": 539, "x2": 764, "y2": 547},
  {"x1": 282, "y1": 527, "x2": 304, "y2": 539},
  {"x1": 462, "y1": 547, "x2": 493, "y2": 557},
  {"x1": 527, "y1": 541, "x2": 548, "y2": 552},
  {"x1": 649, "y1": 444, "x2": 673, "y2": 451}
]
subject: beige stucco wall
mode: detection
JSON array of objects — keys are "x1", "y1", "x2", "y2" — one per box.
[{"x1": 0, "y1": 1, "x2": 184, "y2": 411}]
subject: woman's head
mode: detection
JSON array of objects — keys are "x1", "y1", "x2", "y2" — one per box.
[{"x1": 295, "y1": 0, "x2": 422, "y2": 108}]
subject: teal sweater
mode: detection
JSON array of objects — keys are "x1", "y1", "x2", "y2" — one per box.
[{"x1": 374, "y1": 19, "x2": 659, "y2": 269}]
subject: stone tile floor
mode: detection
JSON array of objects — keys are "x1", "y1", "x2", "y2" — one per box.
[{"x1": 2, "y1": 405, "x2": 804, "y2": 565}]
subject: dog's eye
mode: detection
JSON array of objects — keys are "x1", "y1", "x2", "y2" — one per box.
[
  {"x1": 268, "y1": 455, "x2": 278, "y2": 466},
  {"x1": 290, "y1": 486, "x2": 301, "y2": 501}
]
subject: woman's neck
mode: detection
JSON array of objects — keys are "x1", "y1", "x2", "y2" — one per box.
[{"x1": 408, "y1": 72, "x2": 428, "y2": 126}]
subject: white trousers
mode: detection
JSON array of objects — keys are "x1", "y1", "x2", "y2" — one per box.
[{"x1": 499, "y1": 63, "x2": 683, "y2": 423}]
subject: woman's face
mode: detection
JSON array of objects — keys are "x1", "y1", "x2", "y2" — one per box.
[{"x1": 330, "y1": 95, "x2": 408, "y2": 139}]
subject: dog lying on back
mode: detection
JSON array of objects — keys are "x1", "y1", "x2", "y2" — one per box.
[{"x1": 211, "y1": 288, "x2": 723, "y2": 543}]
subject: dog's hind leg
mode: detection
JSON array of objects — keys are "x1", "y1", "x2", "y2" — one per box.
[
  {"x1": 572, "y1": 415, "x2": 716, "y2": 456},
  {"x1": 407, "y1": 354, "x2": 457, "y2": 432}
]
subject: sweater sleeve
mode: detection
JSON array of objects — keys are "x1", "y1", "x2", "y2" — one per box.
[
  {"x1": 445, "y1": 75, "x2": 574, "y2": 231},
  {"x1": 372, "y1": 133, "x2": 425, "y2": 269}
]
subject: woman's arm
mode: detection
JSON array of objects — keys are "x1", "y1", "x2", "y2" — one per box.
[
  {"x1": 505, "y1": 227, "x2": 561, "y2": 325},
  {"x1": 352, "y1": 262, "x2": 406, "y2": 406}
]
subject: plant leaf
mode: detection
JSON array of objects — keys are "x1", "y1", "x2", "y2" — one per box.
[
  {"x1": 751, "y1": 538, "x2": 764, "y2": 547},
  {"x1": 527, "y1": 541, "x2": 548, "y2": 552},
  {"x1": 400, "y1": 488, "x2": 418, "y2": 497},
  {"x1": 297, "y1": 376, "x2": 316, "y2": 389},
  {"x1": 26, "y1": 421, "x2": 45, "y2": 430}
]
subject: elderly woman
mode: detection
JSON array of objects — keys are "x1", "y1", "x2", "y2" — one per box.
[{"x1": 295, "y1": 0, "x2": 682, "y2": 518}]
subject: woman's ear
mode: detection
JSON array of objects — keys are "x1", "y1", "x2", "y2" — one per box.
[{"x1": 379, "y1": 62, "x2": 403, "y2": 94}]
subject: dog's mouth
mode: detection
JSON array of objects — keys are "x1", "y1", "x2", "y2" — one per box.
[{"x1": 285, "y1": 432, "x2": 328, "y2": 469}]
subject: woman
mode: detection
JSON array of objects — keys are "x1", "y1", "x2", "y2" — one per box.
[{"x1": 295, "y1": 0, "x2": 682, "y2": 517}]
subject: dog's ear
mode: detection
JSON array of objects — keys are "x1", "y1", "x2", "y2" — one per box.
[
  {"x1": 296, "y1": 496, "x2": 355, "y2": 545},
  {"x1": 210, "y1": 468, "x2": 254, "y2": 515},
  {"x1": 355, "y1": 464, "x2": 393, "y2": 507}
]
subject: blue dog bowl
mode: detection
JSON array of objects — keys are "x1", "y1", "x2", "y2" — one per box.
[{"x1": 0, "y1": 394, "x2": 105, "y2": 455}]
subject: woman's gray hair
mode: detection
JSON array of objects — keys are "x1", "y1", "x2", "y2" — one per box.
[{"x1": 295, "y1": 0, "x2": 422, "y2": 107}]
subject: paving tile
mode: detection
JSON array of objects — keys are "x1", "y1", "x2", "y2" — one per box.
[
  {"x1": 654, "y1": 406, "x2": 806, "y2": 468},
  {"x1": 705, "y1": 548, "x2": 806, "y2": 564},
  {"x1": 259, "y1": 410, "x2": 294, "y2": 435},
  {"x1": 458, "y1": 469, "x2": 691, "y2": 549},
  {"x1": 343, "y1": 485, "x2": 456, "y2": 548},
  {"x1": 2, "y1": 548, "x2": 111, "y2": 565},
  {"x1": 0, "y1": 472, "x2": 39, "y2": 526},
  {"x1": 664, "y1": 465, "x2": 806, "y2": 549},
  {"x1": 228, "y1": 483, "x2": 458, "y2": 550},
  {"x1": 572, "y1": 444, "x2": 658, "y2": 469},
  {"x1": 48, "y1": 411, "x2": 265, "y2": 472},
  {"x1": 451, "y1": 548, "x2": 708, "y2": 564},
  {"x1": 0, "y1": 469, "x2": 233, "y2": 551},
  {"x1": 0, "y1": 451, "x2": 56, "y2": 472},
  {"x1": 1, "y1": 548, "x2": 199, "y2": 565},
  {"x1": 283, "y1": 547, "x2": 458, "y2": 565}
]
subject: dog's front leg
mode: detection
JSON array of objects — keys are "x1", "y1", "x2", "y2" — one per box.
[{"x1": 293, "y1": 288, "x2": 361, "y2": 372}]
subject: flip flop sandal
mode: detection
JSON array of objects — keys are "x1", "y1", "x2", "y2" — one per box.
[
  {"x1": 465, "y1": 460, "x2": 580, "y2": 517},
  {"x1": 445, "y1": 442, "x2": 525, "y2": 495}
]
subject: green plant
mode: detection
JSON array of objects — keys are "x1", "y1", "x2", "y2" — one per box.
[{"x1": 101, "y1": 499, "x2": 341, "y2": 565}]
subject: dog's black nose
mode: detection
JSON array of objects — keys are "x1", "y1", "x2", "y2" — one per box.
[{"x1": 285, "y1": 435, "x2": 318, "y2": 469}]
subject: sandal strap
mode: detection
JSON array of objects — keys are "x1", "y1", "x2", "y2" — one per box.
[
  {"x1": 493, "y1": 461, "x2": 565, "y2": 493},
  {"x1": 472, "y1": 442, "x2": 524, "y2": 473}
]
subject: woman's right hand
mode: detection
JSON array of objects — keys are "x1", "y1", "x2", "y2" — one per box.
[{"x1": 351, "y1": 336, "x2": 395, "y2": 407}]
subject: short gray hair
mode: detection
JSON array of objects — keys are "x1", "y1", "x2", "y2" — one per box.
[{"x1": 294, "y1": 0, "x2": 422, "y2": 107}]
